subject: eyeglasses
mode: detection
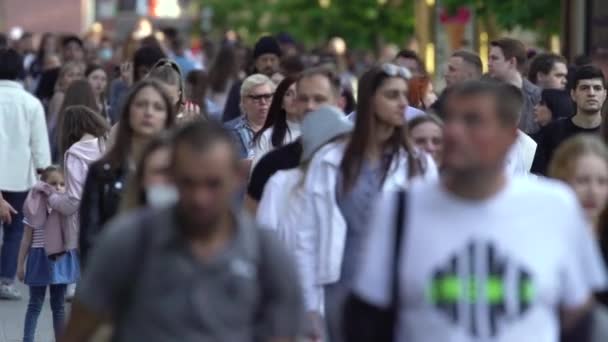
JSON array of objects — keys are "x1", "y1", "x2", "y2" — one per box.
[
  {"x1": 247, "y1": 93, "x2": 274, "y2": 103},
  {"x1": 381, "y1": 63, "x2": 412, "y2": 80}
]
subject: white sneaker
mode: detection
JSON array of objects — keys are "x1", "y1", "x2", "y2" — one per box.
[
  {"x1": 0, "y1": 283, "x2": 22, "y2": 300},
  {"x1": 65, "y1": 283, "x2": 76, "y2": 302}
]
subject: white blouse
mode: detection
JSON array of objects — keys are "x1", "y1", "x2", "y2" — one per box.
[{"x1": 251, "y1": 120, "x2": 301, "y2": 170}]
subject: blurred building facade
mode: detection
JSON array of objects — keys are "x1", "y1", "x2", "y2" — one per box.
[
  {"x1": 562, "y1": 0, "x2": 608, "y2": 60},
  {"x1": 0, "y1": 0, "x2": 191, "y2": 37},
  {"x1": 0, "y1": 0, "x2": 93, "y2": 34}
]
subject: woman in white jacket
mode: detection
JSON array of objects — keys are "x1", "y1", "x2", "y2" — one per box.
[{"x1": 298, "y1": 64, "x2": 438, "y2": 341}]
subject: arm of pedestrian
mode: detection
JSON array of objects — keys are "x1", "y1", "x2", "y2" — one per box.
[
  {"x1": 294, "y1": 198, "x2": 325, "y2": 338},
  {"x1": 16, "y1": 225, "x2": 33, "y2": 282},
  {"x1": 256, "y1": 180, "x2": 279, "y2": 230},
  {"x1": 258, "y1": 231, "x2": 306, "y2": 341},
  {"x1": 176, "y1": 101, "x2": 201, "y2": 124},
  {"x1": 60, "y1": 301, "x2": 109, "y2": 342},
  {"x1": 29, "y1": 100, "x2": 51, "y2": 171},
  {"x1": 47, "y1": 155, "x2": 87, "y2": 216},
  {"x1": 533, "y1": 104, "x2": 553, "y2": 127},
  {"x1": 561, "y1": 297, "x2": 595, "y2": 332},
  {"x1": 66, "y1": 213, "x2": 143, "y2": 340},
  {"x1": 0, "y1": 198, "x2": 17, "y2": 225}
]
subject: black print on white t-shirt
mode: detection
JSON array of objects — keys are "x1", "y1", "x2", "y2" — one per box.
[{"x1": 427, "y1": 241, "x2": 535, "y2": 339}]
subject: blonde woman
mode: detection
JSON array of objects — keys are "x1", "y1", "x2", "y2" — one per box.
[
  {"x1": 47, "y1": 61, "x2": 85, "y2": 130},
  {"x1": 549, "y1": 134, "x2": 608, "y2": 229},
  {"x1": 549, "y1": 135, "x2": 608, "y2": 342}
]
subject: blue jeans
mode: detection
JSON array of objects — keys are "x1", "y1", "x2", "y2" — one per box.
[
  {"x1": 23, "y1": 284, "x2": 67, "y2": 342},
  {"x1": 0, "y1": 191, "x2": 28, "y2": 283}
]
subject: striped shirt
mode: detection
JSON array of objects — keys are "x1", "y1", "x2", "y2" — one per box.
[
  {"x1": 31, "y1": 225, "x2": 45, "y2": 248},
  {"x1": 23, "y1": 217, "x2": 46, "y2": 248}
]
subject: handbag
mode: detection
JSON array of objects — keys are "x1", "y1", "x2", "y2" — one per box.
[{"x1": 343, "y1": 190, "x2": 407, "y2": 342}]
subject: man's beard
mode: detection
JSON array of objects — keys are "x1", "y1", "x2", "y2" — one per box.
[{"x1": 176, "y1": 205, "x2": 223, "y2": 240}]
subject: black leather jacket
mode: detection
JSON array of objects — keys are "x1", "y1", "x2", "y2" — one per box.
[{"x1": 79, "y1": 160, "x2": 128, "y2": 267}]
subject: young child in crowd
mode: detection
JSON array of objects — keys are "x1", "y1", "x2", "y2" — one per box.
[{"x1": 17, "y1": 166, "x2": 80, "y2": 342}]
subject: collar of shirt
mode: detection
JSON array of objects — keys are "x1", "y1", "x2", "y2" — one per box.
[
  {"x1": 0, "y1": 80, "x2": 24, "y2": 89},
  {"x1": 234, "y1": 116, "x2": 255, "y2": 133},
  {"x1": 522, "y1": 78, "x2": 541, "y2": 97},
  {"x1": 155, "y1": 205, "x2": 259, "y2": 264}
]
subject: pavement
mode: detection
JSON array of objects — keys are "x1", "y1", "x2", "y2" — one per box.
[{"x1": 0, "y1": 282, "x2": 59, "y2": 342}]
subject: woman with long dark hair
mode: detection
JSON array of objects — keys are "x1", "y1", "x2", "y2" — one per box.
[
  {"x1": 296, "y1": 64, "x2": 438, "y2": 341},
  {"x1": 85, "y1": 64, "x2": 111, "y2": 124},
  {"x1": 27, "y1": 33, "x2": 57, "y2": 93},
  {"x1": 51, "y1": 79, "x2": 100, "y2": 163},
  {"x1": 207, "y1": 44, "x2": 240, "y2": 112},
  {"x1": 48, "y1": 105, "x2": 110, "y2": 299},
  {"x1": 79, "y1": 79, "x2": 177, "y2": 267},
  {"x1": 47, "y1": 62, "x2": 85, "y2": 130},
  {"x1": 185, "y1": 70, "x2": 212, "y2": 119},
  {"x1": 252, "y1": 75, "x2": 300, "y2": 167}
]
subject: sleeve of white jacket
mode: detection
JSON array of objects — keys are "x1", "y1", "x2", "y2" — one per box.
[
  {"x1": 48, "y1": 153, "x2": 86, "y2": 216},
  {"x1": 29, "y1": 99, "x2": 51, "y2": 170},
  {"x1": 256, "y1": 174, "x2": 280, "y2": 231},
  {"x1": 422, "y1": 153, "x2": 439, "y2": 180},
  {"x1": 294, "y1": 194, "x2": 323, "y2": 312}
]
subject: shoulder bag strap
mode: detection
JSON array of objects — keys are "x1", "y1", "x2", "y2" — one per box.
[{"x1": 390, "y1": 190, "x2": 407, "y2": 318}]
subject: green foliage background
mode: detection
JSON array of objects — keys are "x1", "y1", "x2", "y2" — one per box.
[
  {"x1": 200, "y1": 0, "x2": 415, "y2": 49},
  {"x1": 198, "y1": 0, "x2": 560, "y2": 49}
]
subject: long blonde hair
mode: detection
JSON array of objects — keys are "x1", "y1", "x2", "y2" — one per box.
[
  {"x1": 55, "y1": 61, "x2": 84, "y2": 92},
  {"x1": 548, "y1": 134, "x2": 608, "y2": 182}
]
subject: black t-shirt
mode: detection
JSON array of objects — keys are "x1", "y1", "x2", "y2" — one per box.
[
  {"x1": 531, "y1": 117, "x2": 601, "y2": 175},
  {"x1": 247, "y1": 140, "x2": 303, "y2": 201}
]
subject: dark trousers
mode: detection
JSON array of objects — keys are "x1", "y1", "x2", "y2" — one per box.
[
  {"x1": 23, "y1": 284, "x2": 67, "y2": 342},
  {"x1": 0, "y1": 191, "x2": 28, "y2": 283}
]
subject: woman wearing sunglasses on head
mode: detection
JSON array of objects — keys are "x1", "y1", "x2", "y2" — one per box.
[
  {"x1": 106, "y1": 59, "x2": 202, "y2": 148},
  {"x1": 293, "y1": 63, "x2": 438, "y2": 341},
  {"x1": 147, "y1": 59, "x2": 203, "y2": 122}
]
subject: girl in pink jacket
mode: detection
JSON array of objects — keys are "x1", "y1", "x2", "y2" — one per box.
[{"x1": 17, "y1": 166, "x2": 78, "y2": 342}]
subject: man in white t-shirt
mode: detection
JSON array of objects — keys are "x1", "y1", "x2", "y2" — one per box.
[{"x1": 353, "y1": 80, "x2": 607, "y2": 342}]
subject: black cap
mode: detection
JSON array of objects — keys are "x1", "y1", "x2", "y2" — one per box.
[{"x1": 253, "y1": 36, "x2": 281, "y2": 60}]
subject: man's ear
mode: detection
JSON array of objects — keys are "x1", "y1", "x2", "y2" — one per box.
[
  {"x1": 509, "y1": 56, "x2": 519, "y2": 71},
  {"x1": 570, "y1": 87, "x2": 576, "y2": 102},
  {"x1": 536, "y1": 72, "x2": 545, "y2": 85}
]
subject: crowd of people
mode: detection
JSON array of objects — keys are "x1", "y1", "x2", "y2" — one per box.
[{"x1": 1, "y1": 28, "x2": 608, "y2": 342}]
